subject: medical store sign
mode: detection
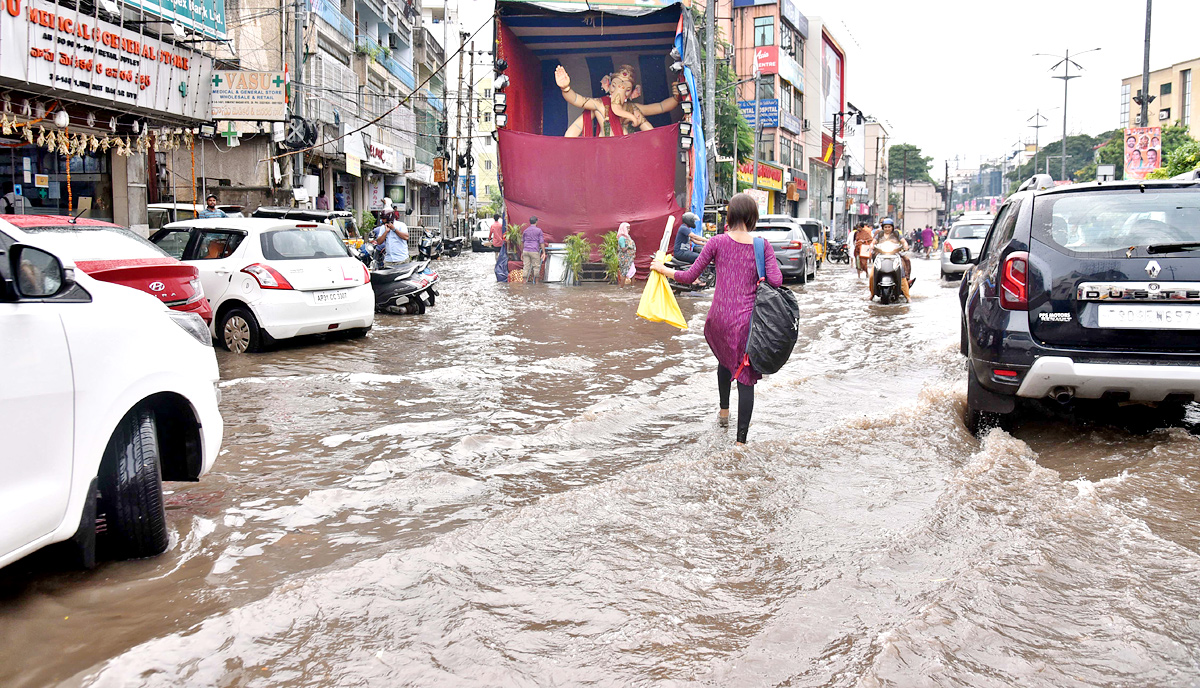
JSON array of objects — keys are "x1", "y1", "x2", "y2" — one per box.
[
  {"x1": 211, "y1": 71, "x2": 286, "y2": 121},
  {"x1": 0, "y1": 0, "x2": 213, "y2": 121}
]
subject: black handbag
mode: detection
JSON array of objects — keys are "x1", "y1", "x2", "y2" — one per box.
[{"x1": 735, "y1": 237, "x2": 799, "y2": 377}]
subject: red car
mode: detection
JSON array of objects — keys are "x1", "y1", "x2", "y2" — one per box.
[{"x1": 0, "y1": 215, "x2": 213, "y2": 323}]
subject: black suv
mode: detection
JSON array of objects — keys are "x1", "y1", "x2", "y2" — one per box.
[{"x1": 955, "y1": 173, "x2": 1200, "y2": 432}]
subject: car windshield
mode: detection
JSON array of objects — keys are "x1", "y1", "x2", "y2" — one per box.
[
  {"x1": 20, "y1": 226, "x2": 170, "y2": 260},
  {"x1": 951, "y1": 224, "x2": 990, "y2": 239},
  {"x1": 1034, "y1": 188, "x2": 1200, "y2": 254},
  {"x1": 754, "y1": 225, "x2": 795, "y2": 238},
  {"x1": 800, "y1": 224, "x2": 821, "y2": 241},
  {"x1": 260, "y1": 228, "x2": 350, "y2": 260}
]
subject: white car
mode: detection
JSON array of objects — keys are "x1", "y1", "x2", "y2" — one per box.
[
  {"x1": 472, "y1": 218, "x2": 498, "y2": 252},
  {"x1": 150, "y1": 219, "x2": 374, "y2": 353},
  {"x1": 941, "y1": 217, "x2": 993, "y2": 280},
  {"x1": 1, "y1": 241, "x2": 222, "y2": 569}
]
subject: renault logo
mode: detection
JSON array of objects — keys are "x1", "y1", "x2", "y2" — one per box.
[{"x1": 1146, "y1": 260, "x2": 1162, "y2": 279}]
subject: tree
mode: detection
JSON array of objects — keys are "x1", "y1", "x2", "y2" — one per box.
[
  {"x1": 693, "y1": 7, "x2": 753, "y2": 199},
  {"x1": 888, "y1": 143, "x2": 932, "y2": 183}
]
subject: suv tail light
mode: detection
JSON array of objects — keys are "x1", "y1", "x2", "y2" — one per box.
[
  {"x1": 1000, "y1": 251, "x2": 1029, "y2": 311},
  {"x1": 242, "y1": 263, "x2": 294, "y2": 290}
]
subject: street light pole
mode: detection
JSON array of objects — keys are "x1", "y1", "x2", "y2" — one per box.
[
  {"x1": 1027, "y1": 109, "x2": 1047, "y2": 175},
  {"x1": 1140, "y1": 0, "x2": 1153, "y2": 127},
  {"x1": 752, "y1": 70, "x2": 761, "y2": 191},
  {"x1": 1037, "y1": 48, "x2": 1100, "y2": 182}
]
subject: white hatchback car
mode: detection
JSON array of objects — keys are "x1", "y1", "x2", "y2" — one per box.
[
  {"x1": 940, "y1": 217, "x2": 993, "y2": 280},
  {"x1": 1, "y1": 241, "x2": 222, "y2": 569},
  {"x1": 151, "y1": 219, "x2": 375, "y2": 353}
]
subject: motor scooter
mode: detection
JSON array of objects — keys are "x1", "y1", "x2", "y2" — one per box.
[
  {"x1": 827, "y1": 240, "x2": 850, "y2": 264},
  {"x1": 371, "y1": 260, "x2": 440, "y2": 314},
  {"x1": 442, "y1": 234, "x2": 465, "y2": 257},
  {"x1": 666, "y1": 256, "x2": 714, "y2": 293},
  {"x1": 871, "y1": 240, "x2": 908, "y2": 304},
  {"x1": 418, "y1": 229, "x2": 444, "y2": 260}
]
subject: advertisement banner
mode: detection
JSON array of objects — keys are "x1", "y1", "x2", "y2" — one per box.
[
  {"x1": 821, "y1": 36, "x2": 844, "y2": 133},
  {"x1": 780, "y1": 0, "x2": 808, "y2": 38},
  {"x1": 732, "y1": 0, "x2": 776, "y2": 7},
  {"x1": 779, "y1": 110, "x2": 801, "y2": 134},
  {"x1": 736, "y1": 161, "x2": 784, "y2": 191},
  {"x1": 0, "y1": 0, "x2": 213, "y2": 120},
  {"x1": 210, "y1": 71, "x2": 286, "y2": 120},
  {"x1": 738, "y1": 99, "x2": 779, "y2": 128},
  {"x1": 1123, "y1": 126, "x2": 1162, "y2": 180},
  {"x1": 754, "y1": 46, "x2": 778, "y2": 75},
  {"x1": 122, "y1": 0, "x2": 226, "y2": 40}
]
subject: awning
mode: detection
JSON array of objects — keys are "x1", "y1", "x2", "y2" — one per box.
[
  {"x1": 406, "y1": 163, "x2": 434, "y2": 185},
  {"x1": 343, "y1": 132, "x2": 368, "y2": 161}
]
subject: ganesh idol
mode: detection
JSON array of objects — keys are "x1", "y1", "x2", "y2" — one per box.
[{"x1": 554, "y1": 64, "x2": 680, "y2": 137}]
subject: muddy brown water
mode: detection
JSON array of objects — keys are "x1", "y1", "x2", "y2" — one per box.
[{"x1": 3, "y1": 253, "x2": 1200, "y2": 687}]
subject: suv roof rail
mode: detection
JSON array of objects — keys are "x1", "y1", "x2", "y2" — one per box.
[
  {"x1": 1171, "y1": 169, "x2": 1200, "y2": 181},
  {"x1": 1017, "y1": 173, "x2": 1055, "y2": 192}
]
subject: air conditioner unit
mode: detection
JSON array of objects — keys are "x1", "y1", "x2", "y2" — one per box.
[
  {"x1": 403, "y1": 156, "x2": 416, "y2": 172},
  {"x1": 1158, "y1": 109, "x2": 1171, "y2": 121},
  {"x1": 802, "y1": 119, "x2": 811, "y2": 131},
  {"x1": 389, "y1": 34, "x2": 401, "y2": 49}
]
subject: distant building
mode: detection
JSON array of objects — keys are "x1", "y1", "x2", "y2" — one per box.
[{"x1": 1121, "y1": 57, "x2": 1198, "y2": 135}]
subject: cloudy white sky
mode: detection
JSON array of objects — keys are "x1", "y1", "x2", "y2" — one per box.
[{"x1": 807, "y1": 0, "x2": 1200, "y2": 173}]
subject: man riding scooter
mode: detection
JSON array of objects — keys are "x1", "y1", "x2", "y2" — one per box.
[
  {"x1": 869, "y1": 218, "x2": 913, "y2": 301},
  {"x1": 671, "y1": 212, "x2": 708, "y2": 263}
]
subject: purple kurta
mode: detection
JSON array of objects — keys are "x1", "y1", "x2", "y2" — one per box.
[{"x1": 674, "y1": 234, "x2": 784, "y2": 385}]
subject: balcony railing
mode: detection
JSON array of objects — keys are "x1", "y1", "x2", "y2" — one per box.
[
  {"x1": 312, "y1": 0, "x2": 354, "y2": 42},
  {"x1": 356, "y1": 34, "x2": 415, "y2": 89}
]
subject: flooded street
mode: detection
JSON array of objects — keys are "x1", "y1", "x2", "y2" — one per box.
[{"x1": 4, "y1": 252, "x2": 1200, "y2": 687}]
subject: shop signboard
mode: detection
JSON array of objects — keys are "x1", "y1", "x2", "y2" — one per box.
[
  {"x1": 744, "y1": 188, "x2": 770, "y2": 215},
  {"x1": 1123, "y1": 126, "x2": 1162, "y2": 180},
  {"x1": 738, "y1": 99, "x2": 779, "y2": 129},
  {"x1": 0, "y1": 0, "x2": 213, "y2": 120},
  {"x1": 732, "y1": 0, "x2": 775, "y2": 6},
  {"x1": 778, "y1": 51, "x2": 802, "y2": 91},
  {"x1": 365, "y1": 141, "x2": 397, "y2": 171},
  {"x1": 122, "y1": 0, "x2": 226, "y2": 41},
  {"x1": 210, "y1": 71, "x2": 286, "y2": 120},
  {"x1": 779, "y1": 109, "x2": 801, "y2": 134},
  {"x1": 754, "y1": 46, "x2": 779, "y2": 75},
  {"x1": 780, "y1": 0, "x2": 808, "y2": 38},
  {"x1": 736, "y1": 160, "x2": 784, "y2": 191}
]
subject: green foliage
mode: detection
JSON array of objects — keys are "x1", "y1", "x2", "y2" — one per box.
[
  {"x1": 563, "y1": 233, "x2": 592, "y2": 284},
  {"x1": 355, "y1": 41, "x2": 387, "y2": 63},
  {"x1": 506, "y1": 223, "x2": 524, "y2": 254},
  {"x1": 888, "y1": 144, "x2": 933, "y2": 183},
  {"x1": 1161, "y1": 123, "x2": 1193, "y2": 159},
  {"x1": 599, "y1": 231, "x2": 620, "y2": 283},
  {"x1": 1154, "y1": 139, "x2": 1200, "y2": 178},
  {"x1": 358, "y1": 210, "x2": 377, "y2": 238},
  {"x1": 693, "y1": 6, "x2": 753, "y2": 199}
]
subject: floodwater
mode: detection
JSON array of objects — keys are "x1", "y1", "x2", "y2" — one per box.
[{"x1": 3, "y1": 252, "x2": 1200, "y2": 687}]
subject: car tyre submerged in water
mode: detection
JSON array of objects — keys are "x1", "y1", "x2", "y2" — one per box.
[
  {"x1": 220, "y1": 307, "x2": 264, "y2": 353},
  {"x1": 97, "y1": 408, "x2": 169, "y2": 560}
]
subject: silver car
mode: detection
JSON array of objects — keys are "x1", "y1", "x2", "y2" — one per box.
[
  {"x1": 752, "y1": 217, "x2": 817, "y2": 283},
  {"x1": 940, "y1": 219, "x2": 991, "y2": 279}
]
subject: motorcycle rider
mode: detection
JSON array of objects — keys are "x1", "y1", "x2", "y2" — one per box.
[
  {"x1": 672, "y1": 211, "x2": 708, "y2": 264},
  {"x1": 870, "y1": 218, "x2": 912, "y2": 301}
]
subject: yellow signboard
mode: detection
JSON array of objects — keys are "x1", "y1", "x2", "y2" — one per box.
[
  {"x1": 736, "y1": 161, "x2": 784, "y2": 192},
  {"x1": 346, "y1": 154, "x2": 361, "y2": 178}
]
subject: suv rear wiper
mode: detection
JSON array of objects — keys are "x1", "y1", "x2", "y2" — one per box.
[{"x1": 1146, "y1": 242, "x2": 1200, "y2": 254}]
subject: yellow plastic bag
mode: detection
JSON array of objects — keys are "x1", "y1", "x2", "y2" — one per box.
[{"x1": 637, "y1": 249, "x2": 688, "y2": 329}]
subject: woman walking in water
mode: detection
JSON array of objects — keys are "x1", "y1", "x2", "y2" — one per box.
[
  {"x1": 616, "y1": 222, "x2": 637, "y2": 286},
  {"x1": 650, "y1": 194, "x2": 783, "y2": 444}
]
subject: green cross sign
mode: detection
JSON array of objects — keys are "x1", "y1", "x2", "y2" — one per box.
[
  {"x1": 273, "y1": 75, "x2": 285, "y2": 88},
  {"x1": 219, "y1": 121, "x2": 241, "y2": 145},
  {"x1": 211, "y1": 74, "x2": 223, "y2": 88},
  {"x1": 178, "y1": 81, "x2": 187, "y2": 96}
]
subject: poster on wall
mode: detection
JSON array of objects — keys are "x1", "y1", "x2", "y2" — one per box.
[
  {"x1": 821, "y1": 36, "x2": 844, "y2": 134},
  {"x1": 1123, "y1": 126, "x2": 1162, "y2": 180},
  {"x1": 210, "y1": 71, "x2": 286, "y2": 120}
]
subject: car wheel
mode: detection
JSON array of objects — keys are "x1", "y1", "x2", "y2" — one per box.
[
  {"x1": 220, "y1": 307, "x2": 264, "y2": 353},
  {"x1": 798, "y1": 266, "x2": 807, "y2": 284},
  {"x1": 344, "y1": 326, "x2": 371, "y2": 339},
  {"x1": 97, "y1": 408, "x2": 168, "y2": 560}
]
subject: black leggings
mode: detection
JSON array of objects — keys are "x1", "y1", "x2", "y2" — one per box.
[{"x1": 717, "y1": 365, "x2": 755, "y2": 443}]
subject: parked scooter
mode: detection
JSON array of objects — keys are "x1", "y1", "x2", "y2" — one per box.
[
  {"x1": 419, "y1": 229, "x2": 444, "y2": 260},
  {"x1": 371, "y1": 260, "x2": 440, "y2": 314},
  {"x1": 827, "y1": 240, "x2": 850, "y2": 264},
  {"x1": 442, "y1": 234, "x2": 465, "y2": 257},
  {"x1": 871, "y1": 240, "x2": 908, "y2": 304}
]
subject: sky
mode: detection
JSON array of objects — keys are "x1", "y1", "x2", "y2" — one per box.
[{"x1": 806, "y1": 0, "x2": 1200, "y2": 174}]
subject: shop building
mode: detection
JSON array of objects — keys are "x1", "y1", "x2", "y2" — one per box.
[
  {"x1": 0, "y1": 0, "x2": 218, "y2": 230},
  {"x1": 1121, "y1": 56, "x2": 1198, "y2": 134}
]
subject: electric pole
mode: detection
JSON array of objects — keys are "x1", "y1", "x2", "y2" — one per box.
[
  {"x1": 465, "y1": 41, "x2": 476, "y2": 227},
  {"x1": 901, "y1": 147, "x2": 908, "y2": 233},
  {"x1": 752, "y1": 69, "x2": 760, "y2": 191},
  {"x1": 944, "y1": 159, "x2": 949, "y2": 227},
  {"x1": 292, "y1": 0, "x2": 304, "y2": 187},
  {"x1": 1139, "y1": 0, "x2": 1153, "y2": 127},
  {"x1": 1037, "y1": 47, "x2": 1099, "y2": 182},
  {"x1": 705, "y1": 0, "x2": 715, "y2": 200},
  {"x1": 453, "y1": 30, "x2": 467, "y2": 228},
  {"x1": 1027, "y1": 109, "x2": 1047, "y2": 175}
]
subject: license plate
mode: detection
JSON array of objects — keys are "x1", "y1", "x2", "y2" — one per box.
[
  {"x1": 314, "y1": 289, "x2": 349, "y2": 303},
  {"x1": 1097, "y1": 304, "x2": 1200, "y2": 329}
]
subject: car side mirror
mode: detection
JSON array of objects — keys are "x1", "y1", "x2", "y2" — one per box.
[
  {"x1": 950, "y1": 247, "x2": 976, "y2": 265},
  {"x1": 10, "y1": 244, "x2": 68, "y2": 298}
]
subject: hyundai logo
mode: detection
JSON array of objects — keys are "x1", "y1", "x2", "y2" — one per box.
[{"x1": 149, "y1": 281, "x2": 166, "y2": 291}]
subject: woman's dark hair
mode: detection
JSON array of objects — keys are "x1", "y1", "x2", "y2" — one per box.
[{"x1": 726, "y1": 193, "x2": 758, "y2": 232}]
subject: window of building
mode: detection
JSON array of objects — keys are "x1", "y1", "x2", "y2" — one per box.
[
  {"x1": 1161, "y1": 82, "x2": 1172, "y2": 96},
  {"x1": 780, "y1": 138, "x2": 791, "y2": 167},
  {"x1": 754, "y1": 17, "x2": 774, "y2": 47},
  {"x1": 484, "y1": 159, "x2": 493, "y2": 170},
  {"x1": 756, "y1": 75, "x2": 775, "y2": 99},
  {"x1": 1184, "y1": 70, "x2": 1192, "y2": 126},
  {"x1": 758, "y1": 133, "x2": 775, "y2": 162},
  {"x1": 1121, "y1": 83, "x2": 1130, "y2": 127},
  {"x1": 483, "y1": 111, "x2": 491, "y2": 123},
  {"x1": 795, "y1": 87, "x2": 804, "y2": 122},
  {"x1": 779, "y1": 86, "x2": 792, "y2": 118},
  {"x1": 484, "y1": 88, "x2": 492, "y2": 98}
]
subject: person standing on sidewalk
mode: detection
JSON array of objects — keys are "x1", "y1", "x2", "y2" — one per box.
[
  {"x1": 373, "y1": 218, "x2": 410, "y2": 267},
  {"x1": 522, "y1": 216, "x2": 545, "y2": 284},
  {"x1": 649, "y1": 193, "x2": 783, "y2": 445}
]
